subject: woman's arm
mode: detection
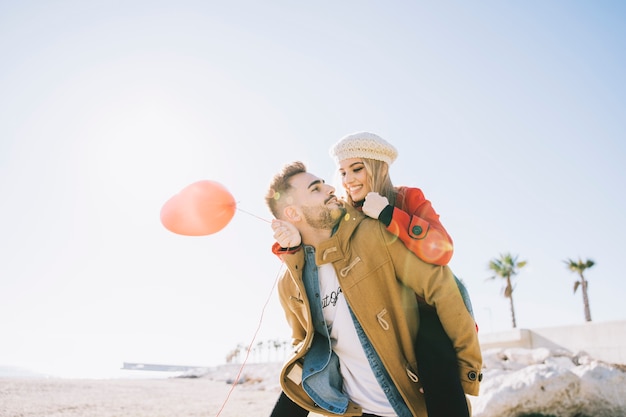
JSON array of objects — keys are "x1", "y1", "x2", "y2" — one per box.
[{"x1": 371, "y1": 187, "x2": 454, "y2": 265}]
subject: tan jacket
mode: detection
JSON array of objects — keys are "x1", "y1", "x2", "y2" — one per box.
[{"x1": 276, "y1": 205, "x2": 482, "y2": 416}]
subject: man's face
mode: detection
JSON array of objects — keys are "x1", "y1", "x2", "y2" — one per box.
[{"x1": 289, "y1": 171, "x2": 345, "y2": 230}]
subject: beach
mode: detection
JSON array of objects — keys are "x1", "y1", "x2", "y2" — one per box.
[
  {"x1": 0, "y1": 375, "x2": 280, "y2": 417},
  {"x1": 0, "y1": 362, "x2": 331, "y2": 417},
  {"x1": 4, "y1": 352, "x2": 626, "y2": 417}
]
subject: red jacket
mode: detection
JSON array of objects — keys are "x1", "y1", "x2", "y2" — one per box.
[{"x1": 387, "y1": 186, "x2": 453, "y2": 266}]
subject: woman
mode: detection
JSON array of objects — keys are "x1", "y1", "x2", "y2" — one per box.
[
  {"x1": 331, "y1": 131, "x2": 453, "y2": 266},
  {"x1": 331, "y1": 131, "x2": 475, "y2": 417}
]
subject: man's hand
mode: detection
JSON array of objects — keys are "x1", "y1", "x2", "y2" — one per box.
[
  {"x1": 362, "y1": 192, "x2": 390, "y2": 219},
  {"x1": 272, "y1": 219, "x2": 302, "y2": 248}
]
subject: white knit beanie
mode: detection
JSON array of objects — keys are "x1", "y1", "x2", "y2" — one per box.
[{"x1": 330, "y1": 131, "x2": 398, "y2": 165}]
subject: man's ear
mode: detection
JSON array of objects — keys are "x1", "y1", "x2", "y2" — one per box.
[{"x1": 283, "y1": 205, "x2": 301, "y2": 222}]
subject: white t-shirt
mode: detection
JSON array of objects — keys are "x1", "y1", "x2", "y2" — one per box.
[{"x1": 317, "y1": 263, "x2": 396, "y2": 417}]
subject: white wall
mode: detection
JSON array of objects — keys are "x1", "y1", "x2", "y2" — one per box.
[{"x1": 478, "y1": 320, "x2": 626, "y2": 365}]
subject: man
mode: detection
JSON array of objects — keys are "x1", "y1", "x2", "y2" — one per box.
[{"x1": 265, "y1": 162, "x2": 482, "y2": 417}]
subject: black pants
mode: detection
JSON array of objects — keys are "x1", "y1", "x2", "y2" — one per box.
[
  {"x1": 269, "y1": 391, "x2": 309, "y2": 417},
  {"x1": 415, "y1": 306, "x2": 470, "y2": 417}
]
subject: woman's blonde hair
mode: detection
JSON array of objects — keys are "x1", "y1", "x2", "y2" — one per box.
[{"x1": 343, "y1": 158, "x2": 397, "y2": 207}]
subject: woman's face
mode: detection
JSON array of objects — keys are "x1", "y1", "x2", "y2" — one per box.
[{"x1": 338, "y1": 157, "x2": 371, "y2": 202}]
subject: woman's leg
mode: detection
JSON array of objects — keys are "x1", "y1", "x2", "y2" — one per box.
[{"x1": 415, "y1": 306, "x2": 470, "y2": 417}]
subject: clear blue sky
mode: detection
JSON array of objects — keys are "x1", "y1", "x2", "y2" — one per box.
[{"x1": 1, "y1": 1, "x2": 625, "y2": 378}]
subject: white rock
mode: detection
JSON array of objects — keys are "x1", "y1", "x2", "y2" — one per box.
[{"x1": 470, "y1": 348, "x2": 626, "y2": 417}]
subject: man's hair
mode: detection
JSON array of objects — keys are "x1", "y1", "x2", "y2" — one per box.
[{"x1": 265, "y1": 161, "x2": 307, "y2": 218}]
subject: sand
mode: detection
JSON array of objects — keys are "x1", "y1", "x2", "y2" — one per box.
[{"x1": 0, "y1": 377, "x2": 281, "y2": 417}]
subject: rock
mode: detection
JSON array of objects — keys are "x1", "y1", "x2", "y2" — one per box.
[{"x1": 470, "y1": 348, "x2": 626, "y2": 417}]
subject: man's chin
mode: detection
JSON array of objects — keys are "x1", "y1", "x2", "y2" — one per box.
[{"x1": 330, "y1": 206, "x2": 347, "y2": 222}]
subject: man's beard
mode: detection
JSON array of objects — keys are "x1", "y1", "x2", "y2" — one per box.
[{"x1": 301, "y1": 204, "x2": 346, "y2": 230}]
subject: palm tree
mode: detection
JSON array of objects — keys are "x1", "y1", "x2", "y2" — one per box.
[
  {"x1": 273, "y1": 339, "x2": 283, "y2": 362},
  {"x1": 487, "y1": 252, "x2": 527, "y2": 328},
  {"x1": 564, "y1": 257, "x2": 595, "y2": 322}
]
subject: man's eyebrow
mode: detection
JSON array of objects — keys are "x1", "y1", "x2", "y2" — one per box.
[{"x1": 307, "y1": 179, "x2": 324, "y2": 189}]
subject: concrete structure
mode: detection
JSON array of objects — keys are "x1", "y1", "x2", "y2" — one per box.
[
  {"x1": 122, "y1": 362, "x2": 209, "y2": 372},
  {"x1": 478, "y1": 320, "x2": 626, "y2": 365}
]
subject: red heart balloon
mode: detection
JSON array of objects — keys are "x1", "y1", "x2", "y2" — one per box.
[{"x1": 160, "y1": 180, "x2": 236, "y2": 236}]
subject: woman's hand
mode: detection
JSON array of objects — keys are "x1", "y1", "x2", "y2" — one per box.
[{"x1": 362, "y1": 192, "x2": 390, "y2": 219}]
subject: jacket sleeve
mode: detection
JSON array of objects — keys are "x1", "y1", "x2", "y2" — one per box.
[
  {"x1": 276, "y1": 252, "x2": 308, "y2": 347},
  {"x1": 272, "y1": 242, "x2": 303, "y2": 259},
  {"x1": 384, "y1": 227, "x2": 482, "y2": 395},
  {"x1": 385, "y1": 187, "x2": 454, "y2": 266}
]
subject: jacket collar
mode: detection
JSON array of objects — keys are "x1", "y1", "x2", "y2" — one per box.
[{"x1": 314, "y1": 205, "x2": 364, "y2": 265}]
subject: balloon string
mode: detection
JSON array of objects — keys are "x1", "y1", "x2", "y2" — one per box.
[
  {"x1": 236, "y1": 205, "x2": 272, "y2": 224},
  {"x1": 214, "y1": 262, "x2": 282, "y2": 416}
]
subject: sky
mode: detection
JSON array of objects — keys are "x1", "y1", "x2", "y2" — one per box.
[{"x1": 1, "y1": 1, "x2": 625, "y2": 378}]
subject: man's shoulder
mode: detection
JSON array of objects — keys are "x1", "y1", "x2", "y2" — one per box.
[
  {"x1": 341, "y1": 206, "x2": 381, "y2": 231},
  {"x1": 336, "y1": 205, "x2": 397, "y2": 247},
  {"x1": 351, "y1": 214, "x2": 390, "y2": 240}
]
